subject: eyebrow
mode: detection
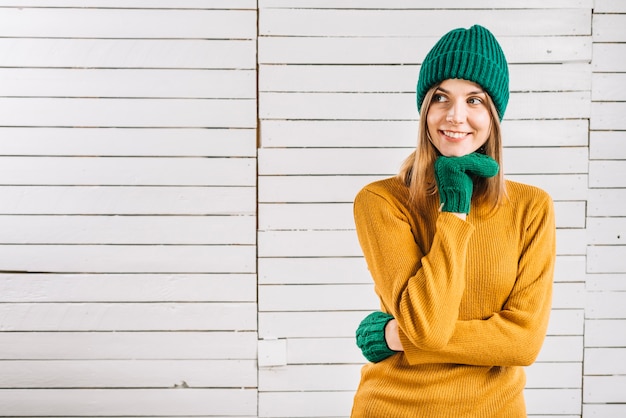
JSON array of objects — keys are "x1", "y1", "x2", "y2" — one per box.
[{"x1": 436, "y1": 87, "x2": 486, "y2": 96}]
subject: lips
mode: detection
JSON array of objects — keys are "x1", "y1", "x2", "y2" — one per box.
[{"x1": 441, "y1": 130, "x2": 470, "y2": 139}]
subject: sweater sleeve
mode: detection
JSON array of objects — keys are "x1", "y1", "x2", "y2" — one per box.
[
  {"x1": 399, "y1": 192, "x2": 556, "y2": 366},
  {"x1": 354, "y1": 187, "x2": 475, "y2": 351}
]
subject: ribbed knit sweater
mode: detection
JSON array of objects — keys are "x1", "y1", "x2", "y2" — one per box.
[{"x1": 351, "y1": 176, "x2": 556, "y2": 418}]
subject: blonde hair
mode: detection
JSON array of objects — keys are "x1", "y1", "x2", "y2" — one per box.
[{"x1": 398, "y1": 83, "x2": 506, "y2": 210}]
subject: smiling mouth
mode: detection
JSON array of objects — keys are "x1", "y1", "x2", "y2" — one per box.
[{"x1": 441, "y1": 130, "x2": 470, "y2": 139}]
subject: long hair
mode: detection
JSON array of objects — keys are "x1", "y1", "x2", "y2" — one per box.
[{"x1": 398, "y1": 83, "x2": 506, "y2": 210}]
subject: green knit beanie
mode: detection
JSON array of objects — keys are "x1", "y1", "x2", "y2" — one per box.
[{"x1": 416, "y1": 25, "x2": 509, "y2": 120}]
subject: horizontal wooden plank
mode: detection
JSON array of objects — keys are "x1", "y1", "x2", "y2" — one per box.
[
  {"x1": 259, "y1": 148, "x2": 409, "y2": 176},
  {"x1": 0, "y1": 38, "x2": 256, "y2": 69},
  {"x1": 583, "y1": 404, "x2": 626, "y2": 418},
  {"x1": 0, "y1": 127, "x2": 256, "y2": 157},
  {"x1": 552, "y1": 283, "x2": 585, "y2": 309},
  {"x1": 588, "y1": 246, "x2": 626, "y2": 273},
  {"x1": 508, "y1": 91, "x2": 590, "y2": 120},
  {"x1": 587, "y1": 217, "x2": 626, "y2": 245},
  {"x1": 0, "y1": 0, "x2": 257, "y2": 7},
  {"x1": 590, "y1": 160, "x2": 626, "y2": 187},
  {"x1": 557, "y1": 229, "x2": 587, "y2": 256},
  {"x1": 530, "y1": 416, "x2": 580, "y2": 418},
  {"x1": 260, "y1": 63, "x2": 590, "y2": 94},
  {"x1": 592, "y1": 73, "x2": 626, "y2": 102},
  {"x1": 0, "y1": 8, "x2": 256, "y2": 38},
  {"x1": 586, "y1": 291, "x2": 626, "y2": 319},
  {"x1": 508, "y1": 174, "x2": 588, "y2": 201},
  {"x1": 554, "y1": 201, "x2": 586, "y2": 228},
  {"x1": 0, "y1": 331, "x2": 257, "y2": 360},
  {"x1": 0, "y1": 359, "x2": 257, "y2": 389},
  {"x1": 594, "y1": 0, "x2": 626, "y2": 12},
  {"x1": 0, "y1": 98, "x2": 256, "y2": 128},
  {"x1": 0, "y1": 388, "x2": 257, "y2": 416},
  {"x1": 0, "y1": 244, "x2": 256, "y2": 273},
  {"x1": 524, "y1": 388, "x2": 582, "y2": 415},
  {"x1": 259, "y1": 390, "x2": 352, "y2": 418},
  {"x1": 258, "y1": 230, "x2": 361, "y2": 257},
  {"x1": 584, "y1": 376, "x2": 626, "y2": 403},
  {"x1": 260, "y1": 92, "x2": 417, "y2": 120},
  {"x1": 260, "y1": 0, "x2": 592, "y2": 8},
  {"x1": 601, "y1": 0, "x2": 626, "y2": 13},
  {"x1": 523, "y1": 125, "x2": 586, "y2": 148},
  {"x1": 258, "y1": 257, "x2": 370, "y2": 285},
  {"x1": 0, "y1": 302, "x2": 256, "y2": 331},
  {"x1": 260, "y1": 64, "x2": 419, "y2": 93},
  {"x1": 259, "y1": 36, "x2": 591, "y2": 65},
  {"x1": 554, "y1": 256, "x2": 586, "y2": 283},
  {"x1": 0, "y1": 68, "x2": 256, "y2": 99},
  {"x1": 526, "y1": 362, "x2": 582, "y2": 389},
  {"x1": 0, "y1": 186, "x2": 256, "y2": 215},
  {"x1": 547, "y1": 309, "x2": 584, "y2": 336},
  {"x1": 260, "y1": 119, "x2": 588, "y2": 148},
  {"x1": 503, "y1": 147, "x2": 588, "y2": 175},
  {"x1": 589, "y1": 189, "x2": 626, "y2": 217},
  {"x1": 536, "y1": 336, "x2": 583, "y2": 362},
  {"x1": 259, "y1": 92, "x2": 590, "y2": 121},
  {"x1": 259, "y1": 311, "x2": 366, "y2": 338},
  {"x1": 260, "y1": 364, "x2": 360, "y2": 392},
  {"x1": 0, "y1": 215, "x2": 256, "y2": 245},
  {"x1": 260, "y1": 9, "x2": 589, "y2": 37},
  {"x1": 260, "y1": 175, "x2": 386, "y2": 203},
  {"x1": 509, "y1": 63, "x2": 590, "y2": 93},
  {"x1": 259, "y1": 284, "x2": 378, "y2": 312},
  {"x1": 259, "y1": 203, "x2": 353, "y2": 230},
  {"x1": 593, "y1": 13, "x2": 626, "y2": 42},
  {"x1": 0, "y1": 157, "x2": 255, "y2": 186},
  {"x1": 593, "y1": 44, "x2": 626, "y2": 72},
  {"x1": 260, "y1": 119, "x2": 416, "y2": 148},
  {"x1": 590, "y1": 131, "x2": 626, "y2": 160},
  {"x1": 585, "y1": 319, "x2": 626, "y2": 347},
  {"x1": 585, "y1": 348, "x2": 626, "y2": 375},
  {"x1": 0, "y1": 273, "x2": 256, "y2": 302},
  {"x1": 287, "y1": 337, "x2": 361, "y2": 364},
  {"x1": 587, "y1": 273, "x2": 626, "y2": 291},
  {"x1": 591, "y1": 102, "x2": 626, "y2": 130}
]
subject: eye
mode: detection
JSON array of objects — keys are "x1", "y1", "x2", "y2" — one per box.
[
  {"x1": 467, "y1": 97, "x2": 484, "y2": 105},
  {"x1": 433, "y1": 94, "x2": 448, "y2": 103}
]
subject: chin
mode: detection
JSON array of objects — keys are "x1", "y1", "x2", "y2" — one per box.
[{"x1": 440, "y1": 150, "x2": 472, "y2": 158}]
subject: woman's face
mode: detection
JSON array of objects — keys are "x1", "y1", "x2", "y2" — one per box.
[{"x1": 426, "y1": 78, "x2": 492, "y2": 157}]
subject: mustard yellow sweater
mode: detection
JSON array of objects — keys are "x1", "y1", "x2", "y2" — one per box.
[{"x1": 351, "y1": 176, "x2": 556, "y2": 418}]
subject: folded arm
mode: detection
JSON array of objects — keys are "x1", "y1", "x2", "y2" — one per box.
[{"x1": 354, "y1": 188, "x2": 474, "y2": 351}]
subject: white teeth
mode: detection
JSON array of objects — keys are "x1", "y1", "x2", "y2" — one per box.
[{"x1": 443, "y1": 131, "x2": 468, "y2": 139}]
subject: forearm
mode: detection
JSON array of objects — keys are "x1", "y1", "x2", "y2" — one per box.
[{"x1": 401, "y1": 317, "x2": 547, "y2": 367}]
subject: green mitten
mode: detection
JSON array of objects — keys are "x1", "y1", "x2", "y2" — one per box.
[
  {"x1": 434, "y1": 152, "x2": 499, "y2": 213},
  {"x1": 356, "y1": 311, "x2": 397, "y2": 363}
]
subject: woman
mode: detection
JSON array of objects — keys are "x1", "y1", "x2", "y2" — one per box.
[{"x1": 351, "y1": 25, "x2": 556, "y2": 417}]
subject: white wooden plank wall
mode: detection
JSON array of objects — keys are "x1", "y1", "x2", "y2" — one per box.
[
  {"x1": 0, "y1": 1, "x2": 258, "y2": 417},
  {"x1": 585, "y1": 1, "x2": 626, "y2": 417},
  {"x1": 258, "y1": 1, "x2": 593, "y2": 417},
  {"x1": 1, "y1": 2, "x2": 624, "y2": 418}
]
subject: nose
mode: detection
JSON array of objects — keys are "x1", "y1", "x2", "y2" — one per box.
[{"x1": 446, "y1": 101, "x2": 466, "y2": 124}]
